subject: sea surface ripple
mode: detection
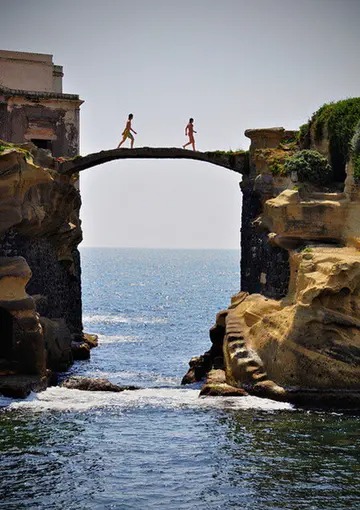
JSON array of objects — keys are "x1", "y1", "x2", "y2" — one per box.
[{"x1": 0, "y1": 248, "x2": 359, "y2": 509}]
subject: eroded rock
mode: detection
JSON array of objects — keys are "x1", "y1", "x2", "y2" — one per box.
[
  {"x1": 61, "y1": 376, "x2": 140, "y2": 392},
  {"x1": 185, "y1": 109, "x2": 360, "y2": 408},
  {"x1": 71, "y1": 341, "x2": 91, "y2": 360},
  {"x1": 0, "y1": 374, "x2": 49, "y2": 398},
  {"x1": 199, "y1": 369, "x2": 248, "y2": 397},
  {"x1": 0, "y1": 144, "x2": 86, "y2": 397},
  {"x1": 41, "y1": 317, "x2": 73, "y2": 371}
]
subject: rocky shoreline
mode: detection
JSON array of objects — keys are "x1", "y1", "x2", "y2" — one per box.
[
  {"x1": 1, "y1": 98, "x2": 360, "y2": 407},
  {"x1": 0, "y1": 142, "x2": 97, "y2": 397},
  {"x1": 182, "y1": 99, "x2": 360, "y2": 410}
]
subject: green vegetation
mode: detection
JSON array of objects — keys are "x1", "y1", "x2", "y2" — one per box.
[
  {"x1": 284, "y1": 149, "x2": 332, "y2": 185},
  {"x1": 299, "y1": 123, "x2": 309, "y2": 138},
  {"x1": 309, "y1": 98, "x2": 360, "y2": 179},
  {"x1": 297, "y1": 123, "x2": 310, "y2": 145},
  {"x1": 268, "y1": 160, "x2": 285, "y2": 175},
  {"x1": 255, "y1": 147, "x2": 296, "y2": 177},
  {"x1": 279, "y1": 133, "x2": 299, "y2": 151},
  {"x1": 209, "y1": 149, "x2": 246, "y2": 156},
  {"x1": 354, "y1": 156, "x2": 360, "y2": 181},
  {"x1": 352, "y1": 121, "x2": 360, "y2": 181},
  {"x1": 352, "y1": 121, "x2": 360, "y2": 154},
  {"x1": 0, "y1": 142, "x2": 11, "y2": 153},
  {"x1": 0, "y1": 140, "x2": 33, "y2": 162},
  {"x1": 205, "y1": 149, "x2": 249, "y2": 173}
]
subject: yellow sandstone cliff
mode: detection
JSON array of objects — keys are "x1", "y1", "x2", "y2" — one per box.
[
  {"x1": 184, "y1": 101, "x2": 360, "y2": 409},
  {"x1": 0, "y1": 143, "x2": 93, "y2": 397}
]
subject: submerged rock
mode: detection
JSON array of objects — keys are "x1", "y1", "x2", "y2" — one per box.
[{"x1": 61, "y1": 376, "x2": 140, "y2": 392}]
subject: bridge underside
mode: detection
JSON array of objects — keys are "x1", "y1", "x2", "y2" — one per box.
[{"x1": 58, "y1": 147, "x2": 248, "y2": 176}]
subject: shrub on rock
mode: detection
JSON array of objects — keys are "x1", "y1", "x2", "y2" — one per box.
[
  {"x1": 351, "y1": 121, "x2": 360, "y2": 182},
  {"x1": 284, "y1": 149, "x2": 332, "y2": 185}
]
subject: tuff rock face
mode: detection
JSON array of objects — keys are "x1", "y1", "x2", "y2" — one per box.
[
  {"x1": 183, "y1": 125, "x2": 360, "y2": 409},
  {"x1": 1, "y1": 108, "x2": 359, "y2": 407},
  {"x1": 0, "y1": 143, "x2": 94, "y2": 397}
]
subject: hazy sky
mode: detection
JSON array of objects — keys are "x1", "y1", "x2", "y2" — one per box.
[{"x1": 1, "y1": 0, "x2": 359, "y2": 248}]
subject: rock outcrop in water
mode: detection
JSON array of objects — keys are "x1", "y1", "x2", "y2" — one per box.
[
  {"x1": 61, "y1": 376, "x2": 140, "y2": 392},
  {"x1": 0, "y1": 142, "x2": 95, "y2": 397},
  {"x1": 1, "y1": 98, "x2": 360, "y2": 407},
  {"x1": 184, "y1": 99, "x2": 360, "y2": 409}
]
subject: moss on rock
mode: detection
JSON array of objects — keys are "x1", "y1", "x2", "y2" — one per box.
[{"x1": 307, "y1": 98, "x2": 360, "y2": 179}]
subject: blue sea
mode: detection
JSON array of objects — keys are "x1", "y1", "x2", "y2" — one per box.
[{"x1": 0, "y1": 248, "x2": 359, "y2": 509}]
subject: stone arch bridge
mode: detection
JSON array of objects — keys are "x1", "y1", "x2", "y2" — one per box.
[{"x1": 58, "y1": 147, "x2": 248, "y2": 175}]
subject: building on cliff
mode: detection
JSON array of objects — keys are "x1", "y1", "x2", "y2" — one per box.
[{"x1": 0, "y1": 49, "x2": 83, "y2": 157}]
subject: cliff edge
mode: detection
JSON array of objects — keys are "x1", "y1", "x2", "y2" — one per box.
[
  {"x1": 183, "y1": 98, "x2": 360, "y2": 409},
  {"x1": 0, "y1": 142, "x2": 95, "y2": 397}
]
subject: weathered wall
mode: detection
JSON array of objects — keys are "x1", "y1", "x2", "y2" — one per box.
[
  {"x1": 0, "y1": 146, "x2": 84, "y2": 380},
  {"x1": 0, "y1": 93, "x2": 82, "y2": 157},
  {"x1": 0, "y1": 49, "x2": 82, "y2": 158},
  {"x1": 240, "y1": 128, "x2": 292, "y2": 299},
  {"x1": 0, "y1": 50, "x2": 62, "y2": 93},
  {"x1": 240, "y1": 175, "x2": 290, "y2": 298},
  {"x1": 0, "y1": 230, "x2": 83, "y2": 337}
]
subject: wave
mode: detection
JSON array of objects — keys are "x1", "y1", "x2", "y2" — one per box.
[
  {"x1": 76, "y1": 369, "x2": 180, "y2": 386},
  {"x1": 83, "y1": 314, "x2": 168, "y2": 325},
  {"x1": 1, "y1": 386, "x2": 293, "y2": 413},
  {"x1": 97, "y1": 334, "x2": 141, "y2": 344}
]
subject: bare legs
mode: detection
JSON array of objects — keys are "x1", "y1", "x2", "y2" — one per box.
[
  {"x1": 117, "y1": 136, "x2": 126, "y2": 148},
  {"x1": 117, "y1": 134, "x2": 134, "y2": 149},
  {"x1": 182, "y1": 139, "x2": 195, "y2": 151}
]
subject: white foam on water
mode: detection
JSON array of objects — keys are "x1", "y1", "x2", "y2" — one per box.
[
  {"x1": 83, "y1": 314, "x2": 167, "y2": 325},
  {"x1": 0, "y1": 394, "x2": 16, "y2": 408},
  {"x1": 83, "y1": 314, "x2": 129, "y2": 325},
  {"x1": 2, "y1": 386, "x2": 293, "y2": 413},
  {"x1": 69, "y1": 369, "x2": 180, "y2": 386},
  {"x1": 97, "y1": 334, "x2": 141, "y2": 344}
]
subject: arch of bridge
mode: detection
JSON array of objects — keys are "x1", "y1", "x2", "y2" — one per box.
[{"x1": 58, "y1": 147, "x2": 247, "y2": 175}]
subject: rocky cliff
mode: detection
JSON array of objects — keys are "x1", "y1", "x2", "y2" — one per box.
[
  {"x1": 183, "y1": 98, "x2": 360, "y2": 409},
  {"x1": 0, "y1": 142, "x2": 95, "y2": 397},
  {"x1": 1, "y1": 98, "x2": 359, "y2": 406}
]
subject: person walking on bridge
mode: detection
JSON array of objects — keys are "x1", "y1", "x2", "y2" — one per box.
[
  {"x1": 183, "y1": 118, "x2": 196, "y2": 151},
  {"x1": 117, "y1": 113, "x2": 137, "y2": 148}
]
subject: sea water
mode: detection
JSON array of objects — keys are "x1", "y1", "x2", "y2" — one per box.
[{"x1": 0, "y1": 248, "x2": 359, "y2": 509}]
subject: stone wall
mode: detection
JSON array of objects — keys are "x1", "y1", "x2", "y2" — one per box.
[
  {"x1": 0, "y1": 49, "x2": 82, "y2": 158},
  {"x1": 0, "y1": 50, "x2": 63, "y2": 93},
  {"x1": 0, "y1": 91, "x2": 82, "y2": 157},
  {"x1": 240, "y1": 128, "x2": 292, "y2": 299}
]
